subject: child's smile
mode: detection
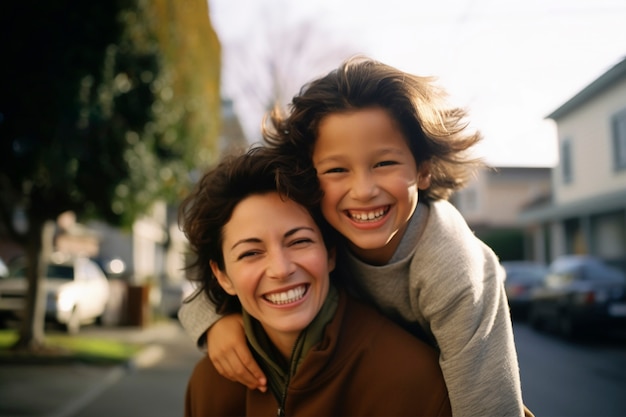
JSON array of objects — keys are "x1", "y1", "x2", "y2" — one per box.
[{"x1": 346, "y1": 205, "x2": 389, "y2": 223}]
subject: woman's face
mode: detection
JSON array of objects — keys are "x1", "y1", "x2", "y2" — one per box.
[{"x1": 211, "y1": 192, "x2": 334, "y2": 346}]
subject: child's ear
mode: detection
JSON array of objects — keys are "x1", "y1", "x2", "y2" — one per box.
[
  {"x1": 417, "y1": 161, "x2": 432, "y2": 190},
  {"x1": 210, "y1": 260, "x2": 237, "y2": 296}
]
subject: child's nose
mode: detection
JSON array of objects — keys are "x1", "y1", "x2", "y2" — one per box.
[{"x1": 349, "y1": 171, "x2": 378, "y2": 200}]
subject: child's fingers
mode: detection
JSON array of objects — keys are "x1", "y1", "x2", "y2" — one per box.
[
  {"x1": 216, "y1": 352, "x2": 264, "y2": 391},
  {"x1": 234, "y1": 346, "x2": 267, "y2": 392}
]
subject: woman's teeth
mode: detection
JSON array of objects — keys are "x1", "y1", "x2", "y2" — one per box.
[{"x1": 265, "y1": 285, "x2": 306, "y2": 305}]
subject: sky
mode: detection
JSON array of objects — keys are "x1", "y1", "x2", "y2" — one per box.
[{"x1": 207, "y1": 0, "x2": 626, "y2": 167}]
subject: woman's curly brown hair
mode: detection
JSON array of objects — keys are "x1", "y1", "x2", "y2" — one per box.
[{"x1": 178, "y1": 146, "x2": 335, "y2": 315}]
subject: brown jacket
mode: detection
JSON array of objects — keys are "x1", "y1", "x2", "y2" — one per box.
[{"x1": 185, "y1": 290, "x2": 451, "y2": 416}]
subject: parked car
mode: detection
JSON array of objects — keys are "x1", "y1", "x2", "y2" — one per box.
[
  {"x1": 160, "y1": 279, "x2": 197, "y2": 319},
  {"x1": 502, "y1": 261, "x2": 548, "y2": 320},
  {"x1": 0, "y1": 258, "x2": 8, "y2": 278},
  {"x1": 0, "y1": 253, "x2": 110, "y2": 334},
  {"x1": 528, "y1": 255, "x2": 626, "y2": 339}
]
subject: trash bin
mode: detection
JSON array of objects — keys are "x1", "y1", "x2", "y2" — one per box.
[
  {"x1": 101, "y1": 279, "x2": 129, "y2": 326},
  {"x1": 127, "y1": 284, "x2": 151, "y2": 327}
]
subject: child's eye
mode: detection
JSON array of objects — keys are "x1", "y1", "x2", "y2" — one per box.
[
  {"x1": 321, "y1": 167, "x2": 346, "y2": 174},
  {"x1": 375, "y1": 160, "x2": 398, "y2": 168}
]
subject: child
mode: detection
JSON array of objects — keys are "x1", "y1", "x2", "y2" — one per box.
[
  {"x1": 181, "y1": 147, "x2": 451, "y2": 416},
  {"x1": 179, "y1": 56, "x2": 528, "y2": 417}
]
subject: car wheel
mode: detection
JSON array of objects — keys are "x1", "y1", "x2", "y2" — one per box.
[
  {"x1": 528, "y1": 305, "x2": 544, "y2": 331},
  {"x1": 64, "y1": 307, "x2": 81, "y2": 335},
  {"x1": 557, "y1": 312, "x2": 579, "y2": 340}
]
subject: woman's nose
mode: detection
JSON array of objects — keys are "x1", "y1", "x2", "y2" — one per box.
[{"x1": 266, "y1": 249, "x2": 296, "y2": 280}]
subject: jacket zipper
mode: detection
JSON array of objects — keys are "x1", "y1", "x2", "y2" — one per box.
[{"x1": 276, "y1": 331, "x2": 305, "y2": 417}]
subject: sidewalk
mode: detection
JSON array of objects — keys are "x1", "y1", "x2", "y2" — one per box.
[{"x1": 0, "y1": 320, "x2": 199, "y2": 417}]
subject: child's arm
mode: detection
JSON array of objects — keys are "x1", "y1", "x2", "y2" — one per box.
[
  {"x1": 425, "y1": 256, "x2": 525, "y2": 417},
  {"x1": 207, "y1": 314, "x2": 267, "y2": 392},
  {"x1": 178, "y1": 290, "x2": 267, "y2": 391}
]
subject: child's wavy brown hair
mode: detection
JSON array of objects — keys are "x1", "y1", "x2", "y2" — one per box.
[{"x1": 264, "y1": 55, "x2": 484, "y2": 202}]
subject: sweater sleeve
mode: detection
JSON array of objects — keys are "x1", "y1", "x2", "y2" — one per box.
[
  {"x1": 414, "y1": 202, "x2": 524, "y2": 417},
  {"x1": 178, "y1": 289, "x2": 222, "y2": 348}
]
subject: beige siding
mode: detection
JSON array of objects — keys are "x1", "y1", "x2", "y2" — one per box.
[
  {"x1": 455, "y1": 167, "x2": 551, "y2": 228},
  {"x1": 553, "y1": 77, "x2": 626, "y2": 204}
]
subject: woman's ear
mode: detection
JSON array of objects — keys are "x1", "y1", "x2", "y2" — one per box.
[
  {"x1": 417, "y1": 161, "x2": 432, "y2": 190},
  {"x1": 210, "y1": 260, "x2": 237, "y2": 296},
  {"x1": 327, "y1": 247, "x2": 337, "y2": 273}
]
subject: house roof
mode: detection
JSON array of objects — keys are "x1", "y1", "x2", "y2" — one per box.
[
  {"x1": 546, "y1": 55, "x2": 626, "y2": 120},
  {"x1": 518, "y1": 189, "x2": 626, "y2": 223}
]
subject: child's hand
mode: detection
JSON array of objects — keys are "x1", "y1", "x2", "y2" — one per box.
[{"x1": 207, "y1": 313, "x2": 267, "y2": 392}]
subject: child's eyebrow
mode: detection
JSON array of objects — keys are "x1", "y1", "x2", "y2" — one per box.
[
  {"x1": 313, "y1": 155, "x2": 344, "y2": 165},
  {"x1": 316, "y1": 148, "x2": 406, "y2": 164},
  {"x1": 377, "y1": 148, "x2": 408, "y2": 156}
]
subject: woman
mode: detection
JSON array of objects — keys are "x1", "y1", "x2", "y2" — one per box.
[{"x1": 181, "y1": 146, "x2": 451, "y2": 416}]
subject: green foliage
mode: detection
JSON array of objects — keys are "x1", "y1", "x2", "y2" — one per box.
[
  {"x1": 0, "y1": 0, "x2": 221, "y2": 349},
  {"x1": 0, "y1": 0, "x2": 221, "y2": 233},
  {"x1": 477, "y1": 228, "x2": 526, "y2": 261}
]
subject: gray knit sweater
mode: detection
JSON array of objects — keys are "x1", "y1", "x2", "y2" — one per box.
[{"x1": 178, "y1": 200, "x2": 525, "y2": 417}]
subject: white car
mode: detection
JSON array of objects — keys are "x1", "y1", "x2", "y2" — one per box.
[{"x1": 0, "y1": 254, "x2": 110, "y2": 334}]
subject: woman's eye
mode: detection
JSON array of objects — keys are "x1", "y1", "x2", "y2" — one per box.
[
  {"x1": 237, "y1": 250, "x2": 261, "y2": 260},
  {"x1": 291, "y1": 238, "x2": 313, "y2": 246}
]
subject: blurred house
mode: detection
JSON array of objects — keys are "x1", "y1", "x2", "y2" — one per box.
[
  {"x1": 520, "y1": 56, "x2": 626, "y2": 270},
  {"x1": 451, "y1": 166, "x2": 551, "y2": 261},
  {"x1": 89, "y1": 96, "x2": 249, "y2": 316}
]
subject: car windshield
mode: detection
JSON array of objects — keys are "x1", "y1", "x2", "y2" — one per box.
[
  {"x1": 581, "y1": 262, "x2": 626, "y2": 282},
  {"x1": 8, "y1": 264, "x2": 74, "y2": 280},
  {"x1": 503, "y1": 263, "x2": 547, "y2": 283},
  {"x1": 46, "y1": 265, "x2": 74, "y2": 280}
]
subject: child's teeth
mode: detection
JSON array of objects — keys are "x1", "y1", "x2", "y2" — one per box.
[{"x1": 351, "y1": 209, "x2": 385, "y2": 221}]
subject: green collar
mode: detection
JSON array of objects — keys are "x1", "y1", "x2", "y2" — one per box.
[{"x1": 243, "y1": 285, "x2": 339, "y2": 400}]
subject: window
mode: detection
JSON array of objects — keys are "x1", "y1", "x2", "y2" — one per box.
[
  {"x1": 47, "y1": 265, "x2": 74, "y2": 280},
  {"x1": 561, "y1": 138, "x2": 573, "y2": 184},
  {"x1": 612, "y1": 108, "x2": 626, "y2": 171}
]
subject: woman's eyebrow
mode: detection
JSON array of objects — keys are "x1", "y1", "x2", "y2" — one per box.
[
  {"x1": 284, "y1": 226, "x2": 315, "y2": 238},
  {"x1": 229, "y1": 226, "x2": 315, "y2": 250},
  {"x1": 230, "y1": 237, "x2": 261, "y2": 250}
]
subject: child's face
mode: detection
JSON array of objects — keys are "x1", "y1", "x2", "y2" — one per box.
[
  {"x1": 211, "y1": 192, "x2": 334, "y2": 345},
  {"x1": 312, "y1": 107, "x2": 431, "y2": 265}
]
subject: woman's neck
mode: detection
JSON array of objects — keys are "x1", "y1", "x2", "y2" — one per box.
[{"x1": 263, "y1": 328, "x2": 301, "y2": 361}]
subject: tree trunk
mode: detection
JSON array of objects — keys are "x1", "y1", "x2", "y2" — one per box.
[{"x1": 12, "y1": 220, "x2": 55, "y2": 351}]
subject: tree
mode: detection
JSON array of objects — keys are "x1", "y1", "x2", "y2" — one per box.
[
  {"x1": 0, "y1": 0, "x2": 220, "y2": 350},
  {"x1": 218, "y1": 1, "x2": 356, "y2": 140}
]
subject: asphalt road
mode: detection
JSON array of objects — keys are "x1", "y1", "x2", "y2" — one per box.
[
  {"x1": 74, "y1": 320, "x2": 626, "y2": 417},
  {"x1": 73, "y1": 323, "x2": 203, "y2": 417},
  {"x1": 515, "y1": 321, "x2": 626, "y2": 417},
  {"x1": 4, "y1": 317, "x2": 623, "y2": 417}
]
